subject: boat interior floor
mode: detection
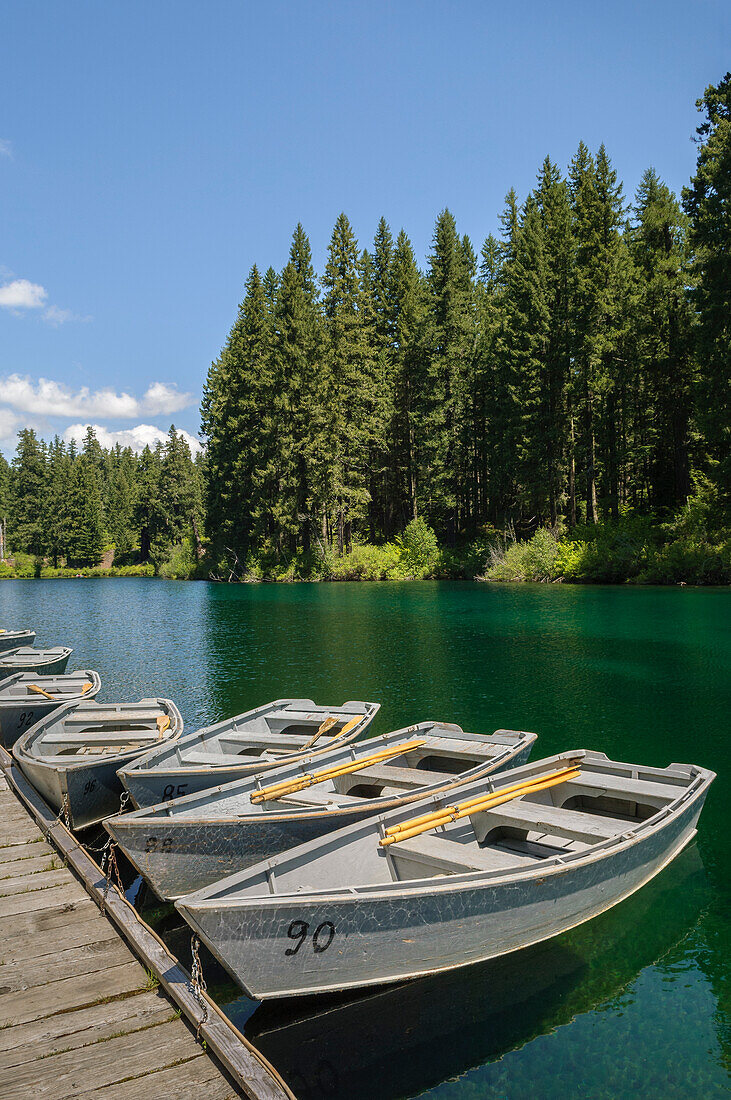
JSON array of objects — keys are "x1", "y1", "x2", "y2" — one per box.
[{"x1": 246, "y1": 772, "x2": 686, "y2": 899}]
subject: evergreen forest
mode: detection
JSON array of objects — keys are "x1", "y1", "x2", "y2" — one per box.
[{"x1": 3, "y1": 74, "x2": 729, "y2": 585}]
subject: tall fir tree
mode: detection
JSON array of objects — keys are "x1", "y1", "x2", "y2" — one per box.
[
  {"x1": 631, "y1": 169, "x2": 693, "y2": 511},
  {"x1": 321, "y1": 213, "x2": 379, "y2": 552},
  {"x1": 683, "y1": 72, "x2": 731, "y2": 511}
]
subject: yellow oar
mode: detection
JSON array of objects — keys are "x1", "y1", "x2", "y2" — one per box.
[
  {"x1": 28, "y1": 683, "x2": 56, "y2": 700},
  {"x1": 312, "y1": 713, "x2": 364, "y2": 749},
  {"x1": 380, "y1": 767, "x2": 581, "y2": 847},
  {"x1": 252, "y1": 738, "x2": 427, "y2": 803},
  {"x1": 156, "y1": 715, "x2": 171, "y2": 737},
  {"x1": 301, "y1": 715, "x2": 339, "y2": 751},
  {"x1": 81, "y1": 681, "x2": 93, "y2": 695},
  {"x1": 384, "y1": 764, "x2": 580, "y2": 837}
]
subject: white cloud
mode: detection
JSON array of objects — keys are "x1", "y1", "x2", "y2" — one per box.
[
  {"x1": 0, "y1": 375, "x2": 193, "y2": 419},
  {"x1": 63, "y1": 423, "x2": 202, "y2": 455},
  {"x1": 0, "y1": 139, "x2": 12, "y2": 159},
  {"x1": 0, "y1": 409, "x2": 20, "y2": 441},
  {"x1": 0, "y1": 279, "x2": 47, "y2": 309},
  {"x1": 43, "y1": 305, "x2": 92, "y2": 326}
]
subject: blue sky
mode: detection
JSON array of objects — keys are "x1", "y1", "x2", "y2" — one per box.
[{"x1": 0, "y1": 0, "x2": 728, "y2": 454}]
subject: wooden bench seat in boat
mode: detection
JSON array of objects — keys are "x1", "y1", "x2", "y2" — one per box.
[
  {"x1": 63, "y1": 710, "x2": 164, "y2": 723},
  {"x1": 275, "y1": 788, "x2": 365, "y2": 808},
  {"x1": 475, "y1": 799, "x2": 627, "y2": 845},
  {"x1": 218, "y1": 732, "x2": 314, "y2": 748},
  {"x1": 43, "y1": 729, "x2": 163, "y2": 744},
  {"x1": 412, "y1": 736, "x2": 499, "y2": 758},
  {"x1": 564, "y1": 773, "x2": 686, "y2": 806},
  {"x1": 349, "y1": 763, "x2": 456, "y2": 788},
  {"x1": 389, "y1": 832, "x2": 545, "y2": 876}
]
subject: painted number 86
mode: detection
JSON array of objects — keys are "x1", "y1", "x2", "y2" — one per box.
[{"x1": 285, "y1": 919, "x2": 335, "y2": 956}]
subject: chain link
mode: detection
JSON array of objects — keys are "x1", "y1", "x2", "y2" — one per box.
[
  {"x1": 101, "y1": 842, "x2": 125, "y2": 912},
  {"x1": 44, "y1": 793, "x2": 71, "y2": 863},
  {"x1": 190, "y1": 936, "x2": 209, "y2": 1038}
]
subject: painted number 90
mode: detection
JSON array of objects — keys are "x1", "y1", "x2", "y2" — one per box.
[{"x1": 285, "y1": 919, "x2": 336, "y2": 956}]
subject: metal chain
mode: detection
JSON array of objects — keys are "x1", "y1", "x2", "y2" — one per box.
[
  {"x1": 44, "y1": 793, "x2": 71, "y2": 864},
  {"x1": 190, "y1": 936, "x2": 209, "y2": 1038},
  {"x1": 101, "y1": 842, "x2": 125, "y2": 912},
  {"x1": 45, "y1": 792, "x2": 71, "y2": 834}
]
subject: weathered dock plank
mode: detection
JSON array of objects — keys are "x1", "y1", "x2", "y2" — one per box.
[
  {"x1": 0, "y1": 838, "x2": 54, "y2": 863},
  {"x1": 0, "y1": 988, "x2": 171, "y2": 1063},
  {"x1": 0, "y1": 746, "x2": 294, "y2": 1100}
]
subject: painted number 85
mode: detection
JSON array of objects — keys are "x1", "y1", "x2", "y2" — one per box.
[{"x1": 285, "y1": 919, "x2": 335, "y2": 956}]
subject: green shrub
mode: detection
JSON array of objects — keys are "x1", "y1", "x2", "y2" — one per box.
[
  {"x1": 330, "y1": 542, "x2": 402, "y2": 581},
  {"x1": 521, "y1": 528, "x2": 559, "y2": 580},
  {"x1": 394, "y1": 518, "x2": 440, "y2": 578},
  {"x1": 638, "y1": 538, "x2": 731, "y2": 585},
  {"x1": 157, "y1": 540, "x2": 199, "y2": 580},
  {"x1": 484, "y1": 528, "x2": 559, "y2": 582}
]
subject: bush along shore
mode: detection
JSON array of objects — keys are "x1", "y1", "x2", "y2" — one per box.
[{"x1": 1, "y1": 506, "x2": 728, "y2": 586}]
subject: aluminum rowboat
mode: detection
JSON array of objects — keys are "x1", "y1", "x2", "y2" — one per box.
[
  {"x1": 0, "y1": 670, "x2": 101, "y2": 748},
  {"x1": 0, "y1": 646, "x2": 72, "y2": 680},
  {"x1": 0, "y1": 629, "x2": 36, "y2": 653},
  {"x1": 13, "y1": 698, "x2": 183, "y2": 829},
  {"x1": 105, "y1": 724, "x2": 536, "y2": 899},
  {"x1": 118, "y1": 699, "x2": 379, "y2": 808},
  {"x1": 176, "y1": 750, "x2": 714, "y2": 998}
]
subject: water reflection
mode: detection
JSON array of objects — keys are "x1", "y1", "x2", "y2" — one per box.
[{"x1": 237, "y1": 848, "x2": 709, "y2": 1100}]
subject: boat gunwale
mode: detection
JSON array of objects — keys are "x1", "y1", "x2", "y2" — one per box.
[
  {"x1": 0, "y1": 669, "x2": 102, "y2": 702},
  {"x1": 118, "y1": 698, "x2": 382, "y2": 779},
  {"x1": 178, "y1": 756, "x2": 715, "y2": 911},
  {"x1": 13, "y1": 696, "x2": 185, "y2": 772},
  {"x1": 106, "y1": 728, "x2": 538, "y2": 830}
]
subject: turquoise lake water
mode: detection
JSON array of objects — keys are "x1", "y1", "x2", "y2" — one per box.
[{"x1": 1, "y1": 578, "x2": 728, "y2": 1098}]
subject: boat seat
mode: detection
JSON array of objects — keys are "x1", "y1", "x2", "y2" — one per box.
[
  {"x1": 476, "y1": 799, "x2": 627, "y2": 845},
  {"x1": 215, "y1": 732, "x2": 314, "y2": 748},
  {"x1": 275, "y1": 788, "x2": 365, "y2": 808},
  {"x1": 564, "y1": 773, "x2": 687, "y2": 806},
  {"x1": 181, "y1": 750, "x2": 251, "y2": 765},
  {"x1": 413, "y1": 736, "x2": 499, "y2": 758},
  {"x1": 43, "y1": 730, "x2": 162, "y2": 744},
  {"x1": 349, "y1": 764, "x2": 456, "y2": 789},
  {"x1": 390, "y1": 833, "x2": 542, "y2": 876}
]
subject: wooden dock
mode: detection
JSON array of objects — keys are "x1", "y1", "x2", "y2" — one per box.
[{"x1": 0, "y1": 749, "x2": 293, "y2": 1100}]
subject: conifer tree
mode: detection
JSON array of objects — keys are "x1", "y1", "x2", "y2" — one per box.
[
  {"x1": 683, "y1": 72, "x2": 731, "y2": 510},
  {"x1": 321, "y1": 213, "x2": 378, "y2": 552},
  {"x1": 503, "y1": 197, "x2": 551, "y2": 524},
  {"x1": 631, "y1": 169, "x2": 693, "y2": 511},
  {"x1": 534, "y1": 158, "x2": 572, "y2": 523},
  {"x1": 64, "y1": 457, "x2": 105, "y2": 566},
  {"x1": 201, "y1": 265, "x2": 272, "y2": 558},
  {"x1": 9, "y1": 429, "x2": 47, "y2": 555},
  {"x1": 421, "y1": 209, "x2": 475, "y2": 537},
  {"x1": 390, "y1": 229, "x2": 427, "y2": 523}
]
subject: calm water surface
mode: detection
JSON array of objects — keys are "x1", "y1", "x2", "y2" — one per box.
[{"x1": 1, "y1": 579, "x2": 728, "y2": 1098}]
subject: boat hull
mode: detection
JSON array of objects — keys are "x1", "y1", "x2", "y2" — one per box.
[
  {"x1": 19, "y1": 753, "x2": 132, "y2": 829},
  {"x1": 0, "y1": 631, "x2": 35, "y2": 653},
  {"x1": 0, "y1": 651, "x2": 71, "y2": 680},
  {"x1": 109, "y1": 743, "x2": 534, "y2": 900},
  {"x1": 0, "y1": 674, "x2": 101, "y2": 748},
  {"x1": 177, "y1": 785, "x2": 708, "y2": 999}
]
